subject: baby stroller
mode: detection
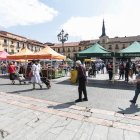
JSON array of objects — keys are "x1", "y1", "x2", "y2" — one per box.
[
  {"x1": 16, "y1": 73, "x2": 26, "y2": 84},
  {"x1": 41, "y1": 77, "x2": 51, "y2": 89}
]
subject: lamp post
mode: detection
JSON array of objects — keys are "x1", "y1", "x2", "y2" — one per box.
[{"x1": 57, "y1": 29, "x2": 68, "y2": 56}]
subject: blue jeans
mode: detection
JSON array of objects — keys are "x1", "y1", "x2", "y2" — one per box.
[{"x1": 132, "y1": 89, "x2": 140, "y2": 103}]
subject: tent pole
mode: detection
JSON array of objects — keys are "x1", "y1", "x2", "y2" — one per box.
[{"x1": 112, "y1": 54, "x2": 116, "y2": 83}]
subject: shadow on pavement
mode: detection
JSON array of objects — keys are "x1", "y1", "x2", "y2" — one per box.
[
  {"x1": 7, "y1": 89, "x2": 34, "y2": 94},
  {"x1": 7, "y1": 87, "x2": 49, "y2": 94},
  {"x1": 48, "y1": 101, "x2": 75, "y2": 109},
  {"x1": 56, "y1": 79, "x2": 135, "y2": 90},
  {"x1": 118, "y1": 104, "x2": 140, "y2": 114}
]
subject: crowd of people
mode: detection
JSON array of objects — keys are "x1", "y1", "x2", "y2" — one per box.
[{"x1": 0, "y1": 59, "x2": 140, "y2": 104}]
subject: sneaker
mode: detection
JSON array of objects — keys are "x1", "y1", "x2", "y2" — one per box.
[
  {"x1": 83, "y1": 98, "x2": 88, "y2": 101},
  {"x1": 129, "y1": 100, "x2": 136, "y2": 104},
  {"x1": 75, "y1": 99, "x2": 82, "y2": 103}
]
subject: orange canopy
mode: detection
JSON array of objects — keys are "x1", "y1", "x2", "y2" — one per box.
[
  {"x1": 30, "y1": 46, "x2": 66, "y2": 60},
  {"x1": 7, "y1": 47, "x2": 34, "y2": 60}
]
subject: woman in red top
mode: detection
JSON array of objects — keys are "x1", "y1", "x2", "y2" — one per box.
[{"x1": 8, "y1": 62, "x2": 16, "y2": 84}]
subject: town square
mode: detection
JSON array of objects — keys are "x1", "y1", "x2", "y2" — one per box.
[{"x1": 0, "y1": 0, "x2": 140, "y2": 140}]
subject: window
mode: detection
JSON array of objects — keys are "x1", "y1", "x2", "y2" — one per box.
[
  {"x1": 31, "y1": 46, "x2": 33, "y2": 51},
  {"x1": 4, "y1": 49, "x2": 7, "y2": 52},
  {"x1": 17, "y1": 50, "x2": 19, "y2": 52},
  {"x1": 79, "y1": 47, "x2": 81, "y2": 51},
  {"x1": 63, "y1": 48, "x2": 65, "y2": 52},
  {"x1": 11, "y1": 41, "x2": 14, "y2": 44},
  {"x1": 73, "y1": 48, "x2": 76, "y2": 52},
  {"x1": 115, "y1": 44, "x2": 119, "y2": 50},
  {"x1": 68, "y1": 48, "x2": 70, "y2": 52},
  {"x1": 11, "y1": 49, "x2": 14, "y2": 54},
  {"x1": 4, "y1": 39, "x2": 7, "y2": 45},
  {"x1": 67, "y1": 54, "x2": 70, "y2": 58},
  {"x1": 122, "y1": 44, "x2": 125, "y2": 49},
  {"x1": 102, "y1": 39, "x2": 105, "y2": 44},
  {"x1": 108, "y1": 45, "x2": 112, "y2": 50},
  {"x1": 17, "y1": 42, "x2": 19, "y2": 48},
  {"x1": 58, "y1": 48, "x2": 60, "y2": 53}
]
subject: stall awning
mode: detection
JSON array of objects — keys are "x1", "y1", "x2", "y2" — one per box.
[
  {"x1": 0, "y1": 51, "x2": 9, "y2": 60},
  {"x1": 7, "y1": 47, "x2": 34, "y2": 60},
  {"x1": 116, "y1": 41, "x2": 140, "y2": 57},
  {"x1": 77, "y1": 43, "x2": 112, "y2": 58},
  {"x1": 30, "y1": 46, "x2": 66, "y2": 60}
]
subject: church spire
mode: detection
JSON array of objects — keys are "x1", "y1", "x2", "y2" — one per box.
[{"x1": 100, "y1": 19, "x2": 106, "y2": 37}]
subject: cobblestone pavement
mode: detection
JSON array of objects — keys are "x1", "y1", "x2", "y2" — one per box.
[
  {"x1": 0, "y1": 74, "x2": 139, "y2": 115},
  {"x1": 0, "y1": 92, "x2": 140, "y2": 140}
]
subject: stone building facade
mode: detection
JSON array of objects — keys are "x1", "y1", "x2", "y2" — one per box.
[
  {"x1": 50, "y1": 20, "x2": 140, "y2": 60},
  {"x1": 1, "y1": 20, "x2": 140, "y2": 58},
  {"x1": 0, "y1": 31, "x2": 45, "y2": 54}
]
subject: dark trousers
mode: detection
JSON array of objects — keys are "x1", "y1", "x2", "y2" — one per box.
[
  {"x1": 119, "y1": 71, "x2": 124, "y2": 79},
  {"x1": 132, "y1": 89, "x2": 140, "y2": 103},
  {"x1": 78, "y1": 80, "x2": 87, "y2": 100},
  {"x1": 125, "y1": 71, "x2": 129, "y2": 82},
  {"x1": 108, "y1": 71, "x2": 113, "y2": 80}
]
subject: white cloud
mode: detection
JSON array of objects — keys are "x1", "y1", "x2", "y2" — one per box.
[
  {"x1": 62, "y1": 0, "x2": 140, "y2": 40},
  {"x1": 0, "y1": 0, "x2": 58, "y2": 28}
]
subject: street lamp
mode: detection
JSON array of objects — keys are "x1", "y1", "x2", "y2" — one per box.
[{"x1": 57, "y1": 29, "x2": 68, "y2": 55}]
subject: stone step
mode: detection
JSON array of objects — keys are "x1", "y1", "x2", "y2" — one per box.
[{"x1": 0, "y1": 92, "x2": 140, "y2": 133}]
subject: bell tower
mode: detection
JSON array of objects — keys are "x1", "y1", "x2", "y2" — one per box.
[
  {"x1": 100, "y1": 19, "x2": 106, "y2": 37},
  {"x1": 99, "y1": 19, "x2": 109, "y2": 45}
]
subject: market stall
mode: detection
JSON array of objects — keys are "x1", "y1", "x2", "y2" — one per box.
[
  {"x1": 116, "y1": 41, "x2": 140, "y2": 57},
  {"x1": 30, "y1": 46, "x2": 66, "y2": 79},
  {"x1": 7, "y1": 47, "x2": 34, "y2": 60}
]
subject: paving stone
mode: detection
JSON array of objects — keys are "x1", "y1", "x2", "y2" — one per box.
[
  {"x1": 0, "y1": 88, "x2": 140, "y2": 140},
  {"x1": 56, "y1": 130, "x2": 75, "y2": 140},
  {"x1": 25, "y1": 122, "x2": 52, "y2": 140},
  {"x1": 4, "y1": 117, "x2": 32, "y2": 133},
  {"x1": 76, "y1": 122, "x2": 95, "y2": 140},
  {"x1": 45, "y1": 115, "x2": 66, "y2": 125},
  {"x1": 4, "y1": 126, "x2": 32, "y2": 140},
  {"x1": 119, "y1": 118, "x2": 140, "y2": 126},
  {"x1": 84, "y1": 116, "x2": 113, "y2": 127},
  {"x1": 91, "y1": 108, "x2": 115, "y2": 116},
  {"x1": 113, "y1": 122, "x2": 140, "y2": 133},
  {"x1": 91, "y1": 113, "x2": 117, "y2": 121},
  {"x1": 39, "y1": 132, "x2": 57, "y2": 140},
  {"x1": 65, "y1": 120, "x2": 83, "y2": 132},
  {"x1": 107, "y1": 127, "x2": 124, "y2": 140},
  {"x1": 68, "y1": 109, "x2": 92, "y2": 117},
  {"x1": 48, "y1": 118, "x2": 71, "y2": 135},
  {"x1": 72, "y1": 122, "x2": 89, "y2": 140},
  {"x1": 12, "y1": 109, "x2": 35, "y2": 120},
  {"x1": 90, "y1": 125, "x2": 109, "y2": 140},
  {"x1": 26, "y1": 113, "x2": 52, "y2": 128},
  {"x1": 57, "y1": 110, "x2": 84, "y2": 121},
  {"x1": 124, "y1": 130, "x2": 140, "y2": 140},
  {"x1": 0, "y1": 117, "x2": 17, "y2": 129}
]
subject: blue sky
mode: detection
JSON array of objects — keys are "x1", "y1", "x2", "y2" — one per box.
[{"x1": 0, "y1": 0, "x2": 140, "y2": 43}]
